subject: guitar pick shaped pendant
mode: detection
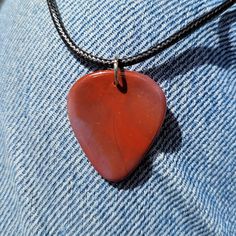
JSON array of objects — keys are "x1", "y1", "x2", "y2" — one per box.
[{"x1": 67, "y1": 70, "x2": 166, "y2": 182}]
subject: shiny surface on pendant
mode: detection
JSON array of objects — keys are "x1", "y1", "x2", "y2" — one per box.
[{"x1": 67, "y1": 70, "x2": 166, "y2": 182}]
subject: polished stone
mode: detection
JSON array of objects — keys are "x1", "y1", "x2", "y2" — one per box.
[{"x1": 67, "y1": 70, "x2": 166, "y2": 182}]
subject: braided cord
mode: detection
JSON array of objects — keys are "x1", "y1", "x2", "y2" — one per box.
[{"x1": 47, "y1": 0, "x2": 236, "y2": 67}]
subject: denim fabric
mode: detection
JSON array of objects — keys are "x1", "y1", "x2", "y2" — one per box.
[{"x1": 0, "y1": 0, "x2": 235, "y2": 235}]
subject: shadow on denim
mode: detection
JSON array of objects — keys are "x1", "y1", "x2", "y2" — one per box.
[
  {"x1": 110, "y1": 9, "x2": 236, "y2": 190},
  {"x1": 0, "y1": 0, "x2": 5, "y2": 9}
]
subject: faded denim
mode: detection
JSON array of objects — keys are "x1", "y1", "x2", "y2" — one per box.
[{"x1": 0, "y1": 0, "x2": 235, "y2": 235}]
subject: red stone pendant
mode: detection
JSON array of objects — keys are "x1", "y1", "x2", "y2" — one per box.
[{"x1": 67, "y1": 70, "x2": 166, "y2": 182}]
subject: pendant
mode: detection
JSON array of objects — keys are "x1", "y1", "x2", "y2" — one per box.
[{"x1": 67, "y1": 69, "x2": 166, "y2": 182}]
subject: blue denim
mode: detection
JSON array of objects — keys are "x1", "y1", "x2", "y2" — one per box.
[{"x1": 0, "y1": 0, "x2": 235, "y2": 235}]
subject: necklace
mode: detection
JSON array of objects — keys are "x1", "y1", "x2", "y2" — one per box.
[{"x1": 47, "y1": 0, "x2": 235, "y2": 182}]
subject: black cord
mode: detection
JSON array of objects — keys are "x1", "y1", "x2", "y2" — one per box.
[{"x1": 47, "y1": 0, "x2": 236, "y2": 67}]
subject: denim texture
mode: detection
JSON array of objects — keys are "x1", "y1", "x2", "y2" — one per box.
[{"x1": 0, "y1": 0, "x2": 236, "y2": 235}]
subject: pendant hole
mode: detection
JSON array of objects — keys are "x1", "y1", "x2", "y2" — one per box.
[{"x1": 114, "y1": 73, "x2": 128, "y2": 94}]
